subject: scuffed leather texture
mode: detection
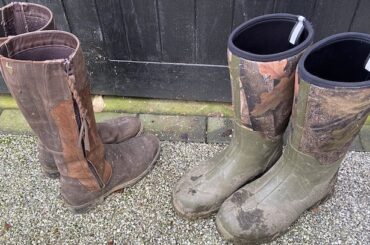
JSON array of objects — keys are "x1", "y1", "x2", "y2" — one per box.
[
  {"x1": 0, "y1": 2, "x2": 54, "y2": 44},
  {"x1": 173, "y1": 121, "x2": 282, "y2": 219},
  {"x1": 97, "y1": 116, "x2": 142, "y2": 144},
  {"x1": 0, "y1": 30, "x2": 109, "y2": 191},
  {"x1": 50, "y1": 99, "x2": 105, "y2": 191},
  {"x1": 37, "y1": 115, "x2": 143, "y2": 175},
  {"x1": 37, "y1": 141, "x2": 57, "y2": 173},
  {"x1": 61, "y1": 134, "x2": 159, "y2": 207},
  {"x1": 0, "y1": 30, "x2": 160, "y2": 212}
]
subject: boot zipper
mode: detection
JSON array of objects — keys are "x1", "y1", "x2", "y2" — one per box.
[
  {"x1": 87, "y1": 160, "x2": 105, "y2": 189},
  {"x1": 64, "y1": 59, "x2": 105, "y2": 189},
  {"x1": 75, "y1": 101, "x2": 105, "y2": 189}
]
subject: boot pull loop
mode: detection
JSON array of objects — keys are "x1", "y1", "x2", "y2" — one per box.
[
  {"x1": 63, "y1": 59, "x2": 91, "y2": 152},
  {"x1": 364, "y1": 55, "x2": 370, "y2": 72},
  {"x1": 289, "y1": 16, "x2": 305, "y2": 45},
  {"x1": 0, "y1": 7, "x2": 7, "y2": 36},
  {"x1": 78, "y1": 116, "x2": 90, "y2": 152}
]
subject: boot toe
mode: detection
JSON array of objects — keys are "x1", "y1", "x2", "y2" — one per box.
[
  {"x1": 98, "y1": 116, "x2": 143, "y2": 143},
  {"x1": 172, "y1": 164, "x2": 221, "y2": 219},
  {"x1": 120, "y1": 116, "x2": 142, "y2": 138},
  {"x1": 105, "y1": 134, "x2": 160, "y2": 187},
  {"x1": 216, "y1": 192, "x2": 284, "y2": 244},
  {"x1": 138, "y1": 134, "x2": 160, "y2": 159}
]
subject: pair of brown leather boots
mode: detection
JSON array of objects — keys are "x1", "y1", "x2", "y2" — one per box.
[{"x1": 0, "y1": 2, "x2": 160, "y2": 213}]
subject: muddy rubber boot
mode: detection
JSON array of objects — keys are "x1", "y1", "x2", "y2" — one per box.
[
  {"x1": 0, "y1": 2, "x2": 54, "y2": 45},
  {"x1": 0, "y1": 30, "x2": 160, "y2": 213},
  {"x1": 172, "y1": 14, "x2": 314, "y2": 219},
  {"x1": 216, "y1": 32, "x2": 370, "y2": 244},
  {"x1": 38, "y1": 115, "x2": 144, "y2": 179}
]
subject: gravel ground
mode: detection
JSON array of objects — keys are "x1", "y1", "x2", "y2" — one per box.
[{"x1": 0, "y1": 133, "x2": 369, "y2": 244}]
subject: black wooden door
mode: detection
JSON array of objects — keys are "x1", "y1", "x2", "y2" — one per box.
[{"x1": 0, "y1": 0, "x2": 369, "y2": 102}]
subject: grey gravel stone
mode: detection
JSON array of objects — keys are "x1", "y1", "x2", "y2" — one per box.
[{"x1": 0, "y1": 133, "x2": 369, "y2": 244}]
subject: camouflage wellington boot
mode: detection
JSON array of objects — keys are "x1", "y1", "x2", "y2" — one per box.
[
  {"x1": 216, "y1": 32, "x2": 370, "y2": 244},
  {"x1": 0, "y1": 31, "x2": 160, "y2": 213},
  {"x1": 0, "y1": 2, "x2": 144, "y2": 179},
  {"x1": 172, "y1": 14, "x2": 314, "y2": 219},
  {"x1": 0, "y1": 2, "x2": 54, "y2": 45}
]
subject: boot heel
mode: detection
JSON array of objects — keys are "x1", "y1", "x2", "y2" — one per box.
[
  {"x1": 38, "y1": 142, "x2": 59, "y2": 179},
  {"x1": 309, "y1": 173, "x2": 338, "y2": 211},
  {"x1": 41, "y1": 167, "x2": 60, "y2": 179},
  {"x1": 308, "y1": 188, "x2": 334, "y2": 211},
  {"x1": 67, "y1": 196, "x2": 105, "y2": 214}
]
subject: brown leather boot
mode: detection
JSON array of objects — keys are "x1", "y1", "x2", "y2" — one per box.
[
  {"x1": 0, "y1": 30, "x2": 160, "y2": 213},
  {"x1": 0, "y1": 2, "x2": 145, "y2": 179},
  {"x1": 0, "y1": 2, "x2": 54, "y2": 45},
  {"x1": 38, "y1": 115, "x2": 144, "y2": 178}
]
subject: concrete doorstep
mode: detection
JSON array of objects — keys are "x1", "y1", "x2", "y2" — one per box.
[{"x1": 0, "y1": 109, "x2": 369, "y2": 151}]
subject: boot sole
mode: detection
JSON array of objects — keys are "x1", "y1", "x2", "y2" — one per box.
[
  {"x1": 172, "y1": 196, "x2": 219, "y2": 220},
  {"x1": 66, "y1": 140, "x2": 161, "y2": 214},
  {"x1": 41, "y1": 122, "x2": 144, "y2": 180}
]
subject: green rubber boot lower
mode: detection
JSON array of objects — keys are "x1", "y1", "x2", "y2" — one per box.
[
  {"x1": 216, "y1": 140, "x2": 340, "y2": 244},
  {"x1": 172, "y1": 121, "x2": 283, "y2": 219}
]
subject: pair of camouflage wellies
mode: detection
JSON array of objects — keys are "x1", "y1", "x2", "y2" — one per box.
[
  {"x1": 1, "y1": 2, "x2": 370, "y2": 244},
  {"x1": 172, "y1": 13, "x2": 370, "y2": 244}
]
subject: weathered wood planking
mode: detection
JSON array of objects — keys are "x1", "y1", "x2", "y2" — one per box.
[
  {"x1": 196, "y1": 0, "x2": 233, "y2": 65},
  {"x1": 350, "y1": 0, "x2": 370, "y2": 33},
  {"x1": 311, "y1": 0, "x2": 360, "y2": 40},
  {"x1": 274, "y1": 0, "x2": 316, "y2": 19},
  {"x1": 62, "y1": 0, "x2": 114, "y2": 91},
  {"x1": 233, "y1": 0, "x2": 275, "y2": 29},
  {"x1": 157, "y1": 0, "x2": 196, "y2": 63},
  {"x1": 120, "y1": 0, "x2": 161, "y2": 62},
  {"x1": 0, "y1": 0, "x2": 369, "y2": 102},
  {"x1": 94, "y1": 0, "x2": 130, "y2": 60},
  {"x1": 109, "y1": 61, "x2": 231, "y2": 102}
]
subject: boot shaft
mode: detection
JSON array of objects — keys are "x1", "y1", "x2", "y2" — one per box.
[
  {"x1": 0, "y1": 31, "x2": 110, "y2": 190},
  {"x1": 227, "y1": 13, "x2": 314, "y2": 140},
  {"x1": 292, "y1": 32, "x2": 370, "y2": 164},
  {"x1": 0, "y1": 2, "x2": 54, "y2": 44}
]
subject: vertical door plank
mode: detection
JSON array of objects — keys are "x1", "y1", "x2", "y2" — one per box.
[
  {"x1": 232, "y1": 0, "x2": 275, "y2": 29},
  {"x1": 350, "y1": 0, "x2": 370, "y2": 33},
  {"x1": 95, "y1": 0, "x2": 130, "y2": 60},
  {"x1": 120, "y1": 0, "x2": 161, "y2": 61},
  {"x1": 158, "y1": 0, "x2": 196, "y2": 63},
  {"x1": 274, "y1": 0, "x2": 316, "y2": 19},
  {"x1": 196, "y1": 0, "x2": 233, "y2": 65},
  {"x1": 63, "y1": 0, "x2": 103, "y2": 55},
  {"x1": 311, "y1": 0, "x2": 359, "y2": 40},
  {"x1": 63, "y1": 0, "x2": 113, "y2": 93}
]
